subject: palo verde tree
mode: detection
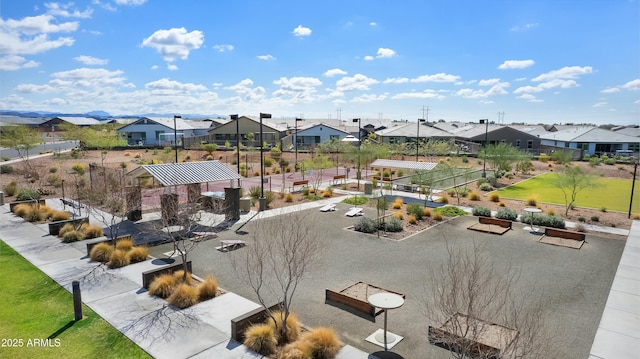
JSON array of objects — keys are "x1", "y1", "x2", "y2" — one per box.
[
  {"x1": 554, "y1": 165, "x2": 600, "y2": 215},
  {"x1": 300, "y1": 154, "x2": 334, "y2": 192},
  {"x1": 230, "y1": 210, "x2": 322, "y2": 341},
  {"x1": 317, "y1": 137, "x2": 352, "y2": 174},
  {"x1": 437, "y1": 162, "x2": 475, "y2": 205},
  {"x1": 481, "y1": 143, "x2": 531, "y2": 174},
  {"x1": 424, "y1": 241, "x2": 552, "y2": 359}
]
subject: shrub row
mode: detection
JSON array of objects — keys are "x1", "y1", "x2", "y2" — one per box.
[
  {"x1": 12, "y1": 203, "x2": 69, "y2": 223},
  {"x1": 58, "y1": 223, "x2": 104, "y2": 242},
  {"x1": 520, "y1": 213, "x2": 566, "y2": 229},
  {"x1": 148, "y1": 272, "x2": 219, "y2": 309},
  {"x1": 89, "y1": 239, "x2": 149, "y2": 267},
  {"x1": 354, "y1": 217, "x2": 404, "y2": 233}
]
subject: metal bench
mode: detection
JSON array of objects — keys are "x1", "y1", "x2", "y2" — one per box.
[
  {"x1": 345, "y1": 207, "x2": 364, "y2": 217},
  {"x1": 319, "y1": 204, "x2": 336, "y2": 212}
]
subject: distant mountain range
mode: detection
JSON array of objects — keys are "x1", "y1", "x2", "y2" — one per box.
[{"x1": 0, "y1": 110, "x2": 223, "y2": 120}]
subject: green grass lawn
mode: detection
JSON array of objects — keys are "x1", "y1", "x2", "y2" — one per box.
[
  {"x1": 497, "y1": 173, "x2": 640, "y2": 213},
  {"x1": 0, "y1": 240, "x2": 150, "y2": 359}
]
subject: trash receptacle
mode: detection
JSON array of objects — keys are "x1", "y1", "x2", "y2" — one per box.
[
  {"x1": 364, "y1": 182, "x2": 373, "y2": 195},
  {"x1": 0, "y1": 191, "x2": 4, "y2": 206}
]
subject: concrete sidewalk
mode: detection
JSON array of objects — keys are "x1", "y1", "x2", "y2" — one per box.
[{"x1": 0, "y1": 203, "x2": 371, "y2": 359}]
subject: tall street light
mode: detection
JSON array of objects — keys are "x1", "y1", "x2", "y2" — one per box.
[
  {"x1": 173, "y1": 115, "x2": 181, "y2": 163},
  {"x1": 416, "y1": 118, "x2": 426, "y2": 162},
  {"x1": 294, "y1": 118, "x2": 303, "y2": 172},
  {"x1": 480, "y1": 119, "x2": 489, "y2": 178},
  {"x1": 629, "y1": 158, "x2": 638, "y2": 218},
  {"x1": 353, "y1": 118, "x2": 361, "y2": 186},
  {"x1": 231, "y1": 114, "x2": 240, "y2": 186},
  {"x1": 259, "y1": 113, "x2": 271, "y2": 211}
]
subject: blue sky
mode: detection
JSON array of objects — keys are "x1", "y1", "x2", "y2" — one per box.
[{"x1": 0, "y1": 0, "x2": 638, "y2": 125}]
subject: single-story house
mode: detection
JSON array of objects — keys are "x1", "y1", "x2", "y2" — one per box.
[
  {"x1": 204, "y1": 115, "x2": 287, "y2": 148},
  {"x1": 535, "y1": 126, "x2": 640, "y2": 156},
  {"x1": 281, "y1": 123, "x2": 352, "y2": 150},
  {"x1": 117, "y1": 117, "x2": 196, "y2": 146}
]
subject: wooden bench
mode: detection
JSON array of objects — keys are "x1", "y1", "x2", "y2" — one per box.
[
  {"x1": 331, "y1": 175, "x2": 346, "y2": 185},
  {"x1": 60, "y1": 198, "x2": 84, "y2": 210},
  {"x1": 544, "y1": 227, "x2": 585, "y2": 241},
  {"x1": 289, "y1": 180, "x2": 309, "y2": 192},
  {"x1": 478, "y1": 216, "x2": 512, "y2": 229}
]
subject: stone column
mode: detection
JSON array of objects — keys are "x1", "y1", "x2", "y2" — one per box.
[{"x1": 125, "y1": 187, "x2": 142, "y2": 221}]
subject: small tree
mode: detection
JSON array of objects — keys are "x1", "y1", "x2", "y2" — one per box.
[
  {"x1": 202, "y1": 143, "x2": 218, "y2": 156},
  {"x1": 482, "y1": 143, "x2": 530, "y2": 173},
  {"x1": 554, "y1": 165, "x2": 600, "y2": 215},
  {"x1": 0, "y1": 125, "x2": 42, "y2": 172},
  {"x1": 231, "y1": 210, "x2": 322, "y2": 340},
  {"x1": 85, "y1": 165, "x2": 128, "y2": 240},
  {"x1": 300, "y1": 155, "x2": 333, "y2": 192}
]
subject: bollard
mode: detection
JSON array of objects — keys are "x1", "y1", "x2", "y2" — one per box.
[{"x1": 72, "y1": 281, "x2": 83, "y2": 321}]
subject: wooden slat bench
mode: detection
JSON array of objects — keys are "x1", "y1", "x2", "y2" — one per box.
[
  {"x1": 478, "y1": 216, "x2": 512, "y2": 229},
  {"x1": 331, "y1": 175, "x2": 346, "y2": 185},
  {"x1": 289, "y1": 180, "x2": 309, "y2": 192},
  {"x1": 539, "y1": 227, "x2": 586, "y2": 249}
]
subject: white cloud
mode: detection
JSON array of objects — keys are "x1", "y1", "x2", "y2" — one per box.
[
  {"x1": 15, "y1": 67, "x2": 132, "y2": 93},
  {"x1": 601, "y1": 87, "x2": 620, "y2": 93},
  {"x1": 145, "y1": 78, "x2": 207, "y2": 94},
  {"x1": 115, "y1": 0, "x2": 148, "y2": 5},
  {"x1": 336, "y1": 74, "x2": 379, "y2": 92},
  {"x1": 517, "y1": 93, "x2": 543, "y2": 102},
  {"x1": 151, "y1": 65, "x2": 159, "y2": 70},
  {"x1": 1, "y1": 14, "x2": 79, "y2": 35},
  {"x1": 510, "y1": 23, "x2": 539, "y2": 31},
  {"x1": 257, "y1": 54, "x2": 276, "y2": 61},
  {"x1": 363, "y1": 55, "x2": 374, "y2": 61},
  {"x1": 167, "y1": 64, "x2": 178, "y2": 70},
  {"x1": 392, "y1": 90, "x2": 445, "y2": 100},
  {"x1": 74, "y1": 55, "x2": 108, "y2": 65},
  {"x1": 213, "y1": 44, "x2": 234, "y2": 52},
  {"x1": 324, "y1": 68, "x2": 347, "y2": 77},
  {"x1": 0, "y1": 55, "x2": 39, "y2": 71},
  {"x1": 224, "y1": 78, "x2": 266, "y2": 102},
  {"x1": 292, "y1": 25, "x2": 311, "y2": 37},
  {"x1": 498, "y1": 59, "x2": 534, "y2": 69},
  {"x1": 376, "y1": 48, "x2": 396, "y2": 58},
  {"x1": 383, "y1": 77, "x2": 409, "y2": 84},
  {"x1": 621, "y1": 79, "x2": 640, "y2": 90},
  {"x1": 141, "y1": 27, "x2": 204, "y2": 62},
  {"x1": 351, "y1": 94, "x2": 387, "y2": 103},
  {"x1": 456, "y1": 84, "x2": 508, "y2": 99},
  {"x1": 273, "y1": 77, "x2": 322, "y2": 103},
  {"x1": 593, "y1": 102, "x2": 607, "y2": 107},
  {"x1": 478, "y1": 78, "x2": 502, "y2": 86},
  {"x1": 370, "y1": 22, "x2": 377, "y2": 26},
  {"x1": 532, "y1": 66, "x2": 592, "y2": 82},
  {"x1": 411, "y1": 73, "x2": 461, "y2": 83},
  {"x1": 45, "y1": 3, "x2": 93, "y2": 18}
]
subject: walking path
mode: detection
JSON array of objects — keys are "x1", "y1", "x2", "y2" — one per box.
[{"x1": 0, "y1": 199, "x2": 371, "y2": 359}]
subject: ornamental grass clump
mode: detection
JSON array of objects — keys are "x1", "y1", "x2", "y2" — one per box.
[
  {"x1": 168, "y1": 283, "x2": 198, "y2": 309},
  {"x1": 432, "y1": 213, "x2": 443, "y2": 221},
  {"x1": 526, "y1": 195, "x2": 538, "y2": 206},
  {"x1": 423, "y1": 207, "x2": 432, "y2": 217},
  {"x1": 173, "y1": 270, "x2": 193, "y2": 284},
  {"x1": 13, "y1": 203, "x2": 33, "y2": 218},
  {"x1": 268, "y1": 311, "x2": 301, "y2": 344},
  {"x1": 58, "y1": 223, "x2": 75, "y2": 238},
  {"x1": 116, "y1": 238, "x2": 134, "y2": 252},
  {"x1": 392, "y1": 198, "x2": 403, "y2": 209},
  {"x1": 408, "y1": 215, "x2": 417, "y2": 224},
  {"x1": 406, "y1": 203, "x2": 424, "y2": 220},
  {"x1": 108, "y1": 249, "x2": 129, "y2": 268},
  {"x1": 197, "y1": 275, "x2": 218, "y2": 301},
  {"x1": 126, "y1": 246, "x2": 148, "y2": 263},
  {"x1": 243, "y1": 324, "x2": 277, "y2": 356},
  {"x1": 50, "y1": 210, "x2": 70, "y2": 221},
  {"x1": 148, "y1": 274, "x2": 177, "y2": 299},
  {"x1": 299, "y1": 327, "x2": 341, "y2": 359},
  {"x1": 392, "y1": 211, "x2": 403, "y2": 220},
  {"x1": 280, "y1": 340, "x2": 313, "y2": 359},
  {"x1": 469, "y1": 192, "x2": 481, "y2": 201},
  {"x1": 90, "y1": 242, "x2": 114, "y2": 262},
  {"x1": 80, "y1": 224, "x2": 104, "y2": 239},
  {"x1": 489, "y1": 193, "x2": 500, "y2": 202},
  {"x1": 62, "y1": 230, "x2": 84, "y2": 243}
]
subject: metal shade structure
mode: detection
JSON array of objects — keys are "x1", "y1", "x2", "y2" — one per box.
[{"x1": 127, "y1": 161, "x2": 242, "y2": 187}]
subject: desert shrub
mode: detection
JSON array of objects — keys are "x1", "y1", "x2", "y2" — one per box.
[
  {"x1": 469, "y1": 192, "x2": 481, "y2": 201},
  {"x1": 342, "y1": 196, "x2": 368, "y2": 206},
  {"x1": 254, "y1": 170, "x2": 260, "y2": 176},
  {"x1": 488, "y1": 193, "x2": 500, "y2": 202},
  {"x1": 299, "y1": 327, "x2": 341, "y2": 359},
  {"x1": 446, "y1": 188, "x2": 456, "y2": 197},
  {"x1": 547, "y1": 209, "x2": 555, "y2": 216},
  {"x1": 26, "y1": 208, "x2": 43, "y2": 222},
  {"x1": 284, "y1": 193, "x2": 294, "y2": 202},
  {"x1": 423, "y1": 207, "x2": 432, "y2": 217},
  {"x1": 505, "y1": 172, "x2": 514, "y2": 180},
  {"x1": 476, "y1": 178, "x2": 487, "y2": 186},
  {"x1": 13, "y1": 203, "x2": 33, "y2": 217},
  {"x1": 268, "y1": 311, "x2": 301, "y2": 343},
  {"x1": 438, "y1": 194, "x2": 449, "y2": 204},
  {"x1": 392, "y1": 211, "x2": 403, "y2": 220},
  {"x1": 354, "y1": 217, "x2": 378, "y2": 234},
  {"x1": 197, "y1": 275, "x2": 218, "y2": 301},
  {"x1": 498, "y1": 201, "x2": 505, "y2": 207},
  {"x1": 461, "y1": 156, "x2": 469, "y2": 163},
  {"x1": 406, "y1": 203, "x2": 424, "y2": 220},
  {"x1": 173, "y1": 270, "x2": 193, "y2": 284},
  {"x1": 80, "y1": 224, "x2": 104, "y2": 239},
  {"x1": 538, "y1": 153, "x2": 549, "y2": 162},
  {"x1": 46, "y1": 174, "x2": 62, "y2": 187},
  {"x1": 71, "y1": 163, "x2": 85, "y2": 175},
  {"x1": 301, "y1": 187, "x2": 310, "y2": 196},
  {"x1": 0, "y1": 164, "x2": 14, "y2": 174},
  {"x1": 50, "y1": 210, "x2": 70, "y2": 221},
  {"x1": 521, "y1": 214, "x2": 566, "y2": 229},
  {"x1": 432, "y1": 212, "x2": 443, "y2": 221},
  {"x1": 116, "y1": 238, "x2": 134, "y2": 252},
  {"x1": 244, "y1": 324, "x2": 277, "y2": 356},
  {"x1": 392, "y1": 198, "x2": 403, "y2": 209},
  {"x1": 265, "y1": 191, "x2": 276, "y2": 206},
  {"x1": 604, "y1": 158, "x2": 616, "y2": 165},
  {"x1": 280, "y1": 340, "x2": 312, "y2": 359},
  {"x1": 58, "y1": 223, "x2": 76, "y2": 238},
  {"x1": 578, "y1": 216, "x2": 586, "y2": 222},
  {"x1": 434, "y1": 206, "x2": 467, "y2": 217},
  {"x1": 108, "y1": 249, "x2": 129, "y2": 268},
  {"x1": 3, "y1": 181, "x2": 17, "y2": 196},
  {"x1": 408, "y1": 215, "x2": 417, "y2": 224},
  {"x1": 148, "y1": 274, "x2": 177, "y2": 298},
  {"x1": 16, "y1": 188, "x2": 40, "y2": 201},
  {"x1": 90, "y1": 242, "x2": 114, "y2": 262},
  {"x1": 248, "y1": 186, "x2": 262, "y2": 199},
  {"x1": 495, "y1": 208, "x2": 517, "y2": 221},
  {"x1": 264, "y1": 158, "x2": 274, "y2": 167},
  {"x1": 591, "y1": 216, "x2": 599, "y2": 222},
  {"x1": 472, "y1": 206, "x2": 491, "y2": 217},
  {"x1": 126, "y1": 247, "x2": 148, "y2": 263},
  {"x1": 382, "y1": 217, "x2": 403, "y2": 232},
  {"x1": 526, "y1": 195, "x2": 538, "y2": 206},
  {"x1": 632, "y1": 213, "x2": 640, "y2": 220},
  {"x1": 62, "y1": 230, "x2": 84, "y2": 243},
  {"x1": 167, "y1": 283, "x2": 198, "y2": 309},
  {"x1": 479, "y1": 183, "x2": 494, "y2": 192}
]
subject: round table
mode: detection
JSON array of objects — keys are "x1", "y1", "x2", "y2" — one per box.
[
  {"x1": 368, "y1": 293, "x2": 405, "y2": 349},
  {"x1": 524, "y1": 207, "x2": 542, "y2": 233}
]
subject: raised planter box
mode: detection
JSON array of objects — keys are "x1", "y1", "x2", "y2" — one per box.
[
  {"x1": 544, "y1": 227, "x2": 585, "y2": 241},
  {"x1": 142, "y1": 260, "x2": 192, "y2": 290},
  {"x1": 9, "y1": 199, "x2": 46, "y2": 212},
  {"x1": 478, "y1": 216, "x2": 512, "y2": 229},
  {"x1": 230, "y1": 302, "x2": 283, "y2": 343},
  {"x1": 325, "y1": 281, "x2": 405, "y2": 317},
  {"x1": 48, "y1": 217, "x2": 89, "y2": 236},
  {"x1": 85, "y1": 234, "x2": 133, "y2": 256}
]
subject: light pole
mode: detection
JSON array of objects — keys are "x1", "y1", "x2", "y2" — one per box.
[
  {"x1": 295, "y1": 118, "x2": 302, "y2": 173},
  {"x1": 480, "y1": 119, "x2": 489, "y2": 178},
  {"x1": 231, "y1": 114, "x2": 240, "y2": 186},
  {"x1": 629, "y1": 159, "x2": 638, "y2": 218},
  {"x1": 259, "y1": 113, "x2": 271, "y2": 211},
  {"x1": 173, "y1": 115, "x2": 181, "y2": 163},
  {"x1": 353, "y1": 118, "x2": 361, "y2": 186},
  {"x1": 416, "y1": 118, "x2": 426, "y2": 162}
]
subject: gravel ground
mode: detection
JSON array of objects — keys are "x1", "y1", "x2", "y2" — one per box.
[{"x1": 148, "y1": 207, "x2": 625, "y2": 359}]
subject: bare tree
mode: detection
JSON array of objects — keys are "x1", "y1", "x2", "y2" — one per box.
[
  {"x1": 231, "y1": 210, "x2": 322, "y2": 339},
  {"x1": 85, "y1": 165, "x2": 128, "y2": 240},
  {"x1": 554, "y1": 165, "x2": 600, "y2": 215},
  {"x1": 424, "y1": 241, "x2": 551, "y2": 359}
]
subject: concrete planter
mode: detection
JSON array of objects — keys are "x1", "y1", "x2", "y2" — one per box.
[
  {"x1": 48, "y1": 217, "x2": 89, "y2": 236},
  {"x1": 9, "y1": 199, "x2": 46, "y2": 213}
]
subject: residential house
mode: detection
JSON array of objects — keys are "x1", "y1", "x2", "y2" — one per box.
[
  {"x1": 281, "y1": 123, "x2": 352, "y2": 150},
  {"x1": 117, "y1": 117, "x2": 196, "y2": 146},
  {"x1": 535, "y1": 126, "x2": 640, "y2": 156},
  {"x1": 204, "y1": 115, "x2": 287, "y2": 148}
]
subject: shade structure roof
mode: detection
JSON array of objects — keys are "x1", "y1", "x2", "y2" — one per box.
[
  {"x1": 127, "y1": 161, "x2": 242, "y2": 187},
  {"x1": 370, "y1": 159, "x2": 438, "y2": 171}
]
